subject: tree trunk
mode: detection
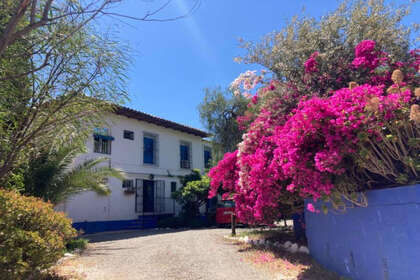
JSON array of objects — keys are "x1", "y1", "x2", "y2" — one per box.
[{"x1": 231, "y1": 214, "x2": 236, "y2": 236}]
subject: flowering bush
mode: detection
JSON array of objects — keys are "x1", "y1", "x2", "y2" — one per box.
[
  {"x1": 208, "y1": 151, "x2": 239, "y2": 198},
  {"x1": 209, "y1": 41, "x2": 419, "y2": 224}
]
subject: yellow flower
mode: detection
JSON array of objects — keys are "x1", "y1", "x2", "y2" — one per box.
[
  {"x1": 391, "y1": 69, "x2": 404, "y2": 85},
  {"x1": 365, "y1": 96, "x2": 380, "y2": 112},
  {"x1": 386, "y1": 85, "x2": 399, "y2": 94},
  {"x1": 410, "y1": 104, "x2": 420, "y2": 124},
  {"x1": 348, "y1": 82, "x2": 358, "y2": 90},
  {"x1": 415, "y1": 88, "x2": 420, "y2": 98}
]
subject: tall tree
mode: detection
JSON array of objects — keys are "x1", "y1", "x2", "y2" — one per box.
[
  {"x1": 198, "y1": 87, "x2": 248, "y2": 162},
  {"x1": 239, "y1": 0, "x2": 417, "y2": 95},
  {"x1": 0, "y1": 0, "x2": 201, "y2": 181}
]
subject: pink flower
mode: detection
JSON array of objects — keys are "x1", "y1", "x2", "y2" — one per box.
[
  {"x1": 355, "y1": 40, "x2": 376, "y2": 57},
  {"x1": 352, "y1": 40, "x2": 381, "y2": 69},
  {"x1": 304, "y1": 52, "x2": 319, "y2": 73},
  {"x1": 307, "y1": 203, "x2": 316, "y2": 213},
  {"x1": 286, "y1": 183, "x2": 296, "y2": 192}
]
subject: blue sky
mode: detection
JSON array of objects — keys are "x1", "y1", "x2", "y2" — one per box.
[{"x1": 100, "y1": 0, "x2": 419, "y2": 131}]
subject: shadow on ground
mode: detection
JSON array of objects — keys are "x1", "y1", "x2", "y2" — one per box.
[
  {"x1": 83, "y1": 227, "x2": 223, "y2": 243},
  {"x1": 82, "y1": 228, "x2": 188, "y2": 243}
]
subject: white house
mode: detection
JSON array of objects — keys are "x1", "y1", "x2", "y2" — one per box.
[{"x1": 58, "y1": 105, "x2": 211, "y2": 233}]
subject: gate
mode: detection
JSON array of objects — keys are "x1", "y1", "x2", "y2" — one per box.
[
  {"x1": 136, "y1": 179, "x2": 174, "y2": 215},
  {"x1": 155, "y1": 180, "x2": 165, "y2": 214},
  {"x1": 135, "y1": 179, "x2": 143, "y2": 213}
]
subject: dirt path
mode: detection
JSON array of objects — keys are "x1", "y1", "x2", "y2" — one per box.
[{"x1": 71, "y1": 228, "x2": 272, "y2": 280}]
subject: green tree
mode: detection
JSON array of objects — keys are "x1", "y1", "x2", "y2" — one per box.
[
  {"x1": 0, "y1": 0, "x2": 201, "y2": 181},
  {"x1": 22, "y1": 144, "x2": 125, "y2": 204},
  {"x1": 198, "y1": 87, "x2": 248, "y2": 162},
  {"x1": 239, "y1": 0, "x2": 418, "y2": 95},
  {"x1": 173, "y1": 169, "x2": 210, "y2": 218}
]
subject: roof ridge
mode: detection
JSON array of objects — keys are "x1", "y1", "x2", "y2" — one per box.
[{"x1": 113, "y1": 105, "x2": 210, "y2": 138}]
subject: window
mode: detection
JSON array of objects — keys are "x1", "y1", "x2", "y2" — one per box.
[
  {"x1": 143, "y1": 133, "x2": 158, "y2": 165},
  {"x1": 122, "y1": 179, "x2": 134, "y2": 190},
  {"x1": 123, "y1": 130, "x2": 134, "y2": 140},
  {"x1": 171, "y1": 182, "x2": 177, "y2": 193},
  {"x1": 93, "y1": 127, "x2": 113, "y2": 154},
  {"x1": 180, "y1": 141, "x2": 191, "y2": 169},
  {"x1": 204, "y1": 146, "x2": 212, "y2": 168}
]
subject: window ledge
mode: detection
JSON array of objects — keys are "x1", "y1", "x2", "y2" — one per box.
[{"x1": 142, "y1": 163, "x2": 159, "y2": 168}]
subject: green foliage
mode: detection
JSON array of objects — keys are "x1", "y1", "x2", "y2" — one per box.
[
  {"x1": 173, "y1": 169, "x2": 210, "y2": 218},
  {"x1": 23, "y1": 144, "x2": 125, "y2": 204},
  {"x1": 198, "y1": 87, "x2": 248, "y2": 162},
  {"x1": 66, "y1": 238, "x2": 88, "y2": 253},
  {"x1": 0, "y1": 189, "x2": 76, "y2": 279},
  {"x1": 0, "y1": 169, "x2": 24, "y2": 191},
  {"x1": 239, "y1": 0, "x2": 417, "y2": 93},
  {"x1": 0, "y1": 0, "x2": 129, "y2": 180},
  {"x1": 353, "y1": 83, "x2": 420, "y2": 189}
]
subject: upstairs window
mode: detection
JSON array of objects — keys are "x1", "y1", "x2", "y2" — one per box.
[
  {"x1": 93, "y1": 127, "x2": 113, "y2": 154},
  {"x1": 143, "y1": 133, "x2": 158, "y2": 165},
  {"x1": 204, "y1": 146, "x2": 212, "y2": 168},
  {"x1": 180, "y1": 141, "x2": 191, "y2": 169},
  {"x1": 123, "y1": 130, "x2": 134, "y2": 140}
]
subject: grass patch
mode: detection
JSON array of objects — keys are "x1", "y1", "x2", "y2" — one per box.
[{"x1": 66, "y1": 238, "x2": 88, "y2": 253}]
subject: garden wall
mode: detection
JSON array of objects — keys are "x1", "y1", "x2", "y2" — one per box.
[{"x1": 305, "y1": 184, "x2": 420, "y2": 280}]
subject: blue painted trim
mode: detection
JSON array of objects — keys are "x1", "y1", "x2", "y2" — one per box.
[
  {"x1": 93, "y1": 133, "x2": 115, "y2": 141},
  {"x1": 73, "y1": 215, "x2": 170, "y2": 234}
]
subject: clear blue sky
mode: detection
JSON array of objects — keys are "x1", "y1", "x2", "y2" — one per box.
[{"x1": 100, "y1": 0, "x2": 419, "y2": 131}]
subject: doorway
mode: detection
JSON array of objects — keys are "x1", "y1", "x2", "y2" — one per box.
[{"x1": 142, "y1": 180, "x2": 154, "y2": 213}]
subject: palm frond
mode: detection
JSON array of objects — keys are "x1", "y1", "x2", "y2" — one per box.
[{"x1": 24, "y1": 145, "x2": 125, "y2": 204}]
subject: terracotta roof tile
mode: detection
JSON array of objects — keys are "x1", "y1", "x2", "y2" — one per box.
[{"x1": 114, "y1": 105, "x2": 210, "y2": 138}]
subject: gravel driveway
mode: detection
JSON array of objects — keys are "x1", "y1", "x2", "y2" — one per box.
[{"x1": 73, "y1": 228, "x2": 271, "y2": 280}]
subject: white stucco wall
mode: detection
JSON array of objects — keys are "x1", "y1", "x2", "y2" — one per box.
[{"x1": 60, "y1": 113, "x2": 209, "y2": 223}]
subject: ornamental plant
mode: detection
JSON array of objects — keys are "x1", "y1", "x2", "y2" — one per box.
[
  {"x1": 173, "y1": 169, "x2": 210, "y2": 219},
  {"x1": 0, "y1": 189, "x2": 76, "y2": 279},
  {"x1": 209, "y1": 40, "x2": 419, "y2": 224}
]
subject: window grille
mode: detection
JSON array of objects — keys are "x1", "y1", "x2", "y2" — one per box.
[
  {"x1": 143, "y1": 132, "x2": 159, "y2": 165},
  {"x1": 180, "y1": 141, "x2": 191, "y2": 169},
  {"x1": 123, "y1": 130, "x2": 134, "y2": 140}
]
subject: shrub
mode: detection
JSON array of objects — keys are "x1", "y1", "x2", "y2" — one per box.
[
  {"x1": 0, "y1": 189, "x2": 76, "y2": 279},
  {"x1": 66, "y1": 238, "x2": 88, "y2": 252},
  {"x1": 173, "y1": 169, "x2": 210, "y2": 219},
  {"x1": 210, "y1": 40, "x2": 419, "y2": 224}
]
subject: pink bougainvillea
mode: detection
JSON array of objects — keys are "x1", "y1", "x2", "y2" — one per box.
[
  {"x1": 352, "y1": 40, "x2": 382, "y2": 69},
  {"x1": 209, "y1": 40, "x2": 419, "y2": 224},
  {"x1": 304, "y1": 51, "x2": 319, "y2": 73},
  {"x1": 208, "y1": 150, "x2": 239, "y2": 198}
]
